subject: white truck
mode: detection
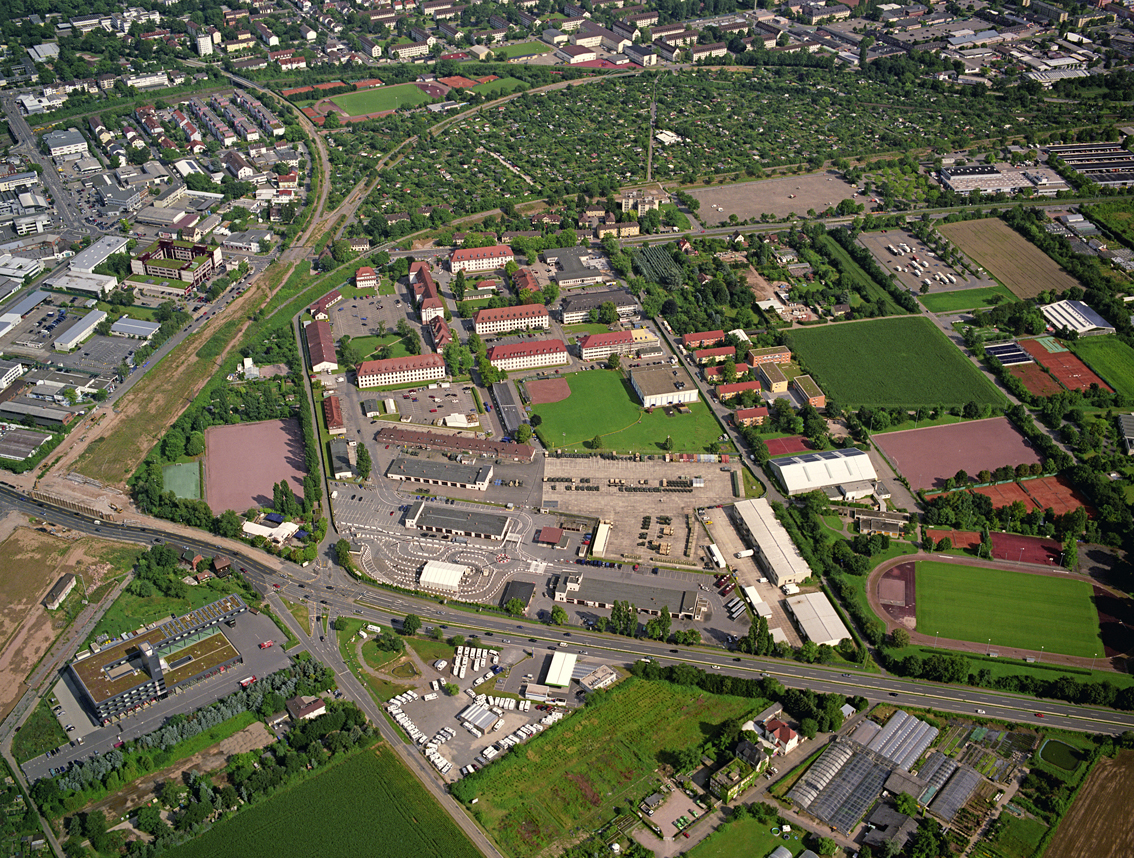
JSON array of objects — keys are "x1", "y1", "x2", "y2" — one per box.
[{"x1": 734, "y1": 549, "x2": 755, "y2": 559}]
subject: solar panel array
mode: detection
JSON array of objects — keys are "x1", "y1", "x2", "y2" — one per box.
[
  {"x1": 930, "y1": 766, "x2": 982, "y2": 821},
  {"x1": 156, "y1": 595, "x2": 246, "y2": 643},
  {"x1": 986, "y1": 342, "x2": 1033, "y2": 366},
  {"x1": 867, "y1": 711, "x2": 939, "y2": 771}
]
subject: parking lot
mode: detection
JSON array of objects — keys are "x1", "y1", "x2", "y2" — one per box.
[
  {"x1": 54, "y1": 335, "x2": 135, "y2": 374},
  {"x1": 387, "y1": 385, "x2": 480, "y2": 428},
  {"x1": 327, "y1": 287, "x2": 418, "y2": 344}
]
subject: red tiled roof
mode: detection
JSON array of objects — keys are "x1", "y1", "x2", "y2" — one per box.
[
  {"x1": 487, "y1": 339, "x2": 567, "y2": 360},
  {"x1": 735, "y1": 406, "x2": 769, "y2": 421},
  {"x1": 717, "y1": 380, "x2": 763, "y2": 398},
  {"x1": 513, "y1": 268, "x2": 540, "y2": 292},
  {"x1": 474, "y1": 304, "x2": 548, "y2": 324},
  {"x1": 694, "y1": 346, "x2": 735, "y2": 360},
  {"x1": 304, "y1": 319, "x2": 336, "y2": 368},
  {"x1": 323, "y1": 395, "x2": 344, "y2": 429},
  {"x1": 358, "y1": 353, "x2": 445, "y2": 376},
  {"x1": 311, "y1": 289, "x2": 341, "y2": 316},
  {"x1": 451, "y1": 244, "x2": 514, "y2": 263},
  {"x1": 683, "y1": 330, "x2": 725, "y2": 346}
]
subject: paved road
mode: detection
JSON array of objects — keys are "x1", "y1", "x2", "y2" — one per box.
[{"x1": 1, "y1": 94, "x2": 83, "y2": 233}]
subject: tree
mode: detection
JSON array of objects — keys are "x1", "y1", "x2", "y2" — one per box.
[
  {"x1": 814, "y1": 837, "x2": 838, "y2": 856},
  {"x1": 590, "y1": 434, "x2": 603, "y2": 450},
  {"x1": 334, "y1": 539, "x2": 353, "y2": 569},
  {"x1": 356, "y1": 444, "x2": 372, "y2": 480},
  {"x1": 515, "y1": 423, "x2": 532, "y2": 443},
  {"x1": 598, "y1": 301, "x2": 619, "y2": 324},
  {"x1": 340, "y1": 336, "x2": 363, "y2": 368},
  {"x1": 891, "y1": 628, "x2": 911, "y2": 648},
  {"x1": 549, "y1": 604, "x2": 568, "y2": 625},
  {"x1": 895, "y1": 792, "x2": 919, "y2": 816},
  {"x1": 401, "y1": 613, "x2": 421, "y2": 636},
  {"x1": 160, "y1": 780, "x2": 187, "y2": 808},
  {"x1": 136, "y1": 804, "x2": 166, "y2": 836},
  {"x1": 607, "y1": 352, "x2": 620, "y2": 370},
  {"x1": 660, "y1": 435, "x2": 674, "y2": 451},
  {"x1": 504, "y1": 597, "x2": 526, "y2": 617},
  {"x1": 443, "y1": 682, "x2": 459, "y2": 696}
]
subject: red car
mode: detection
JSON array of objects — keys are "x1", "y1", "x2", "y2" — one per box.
[
  {"x1": 272, "y1": 583, "x2": 281, "y2": 590},
  {"x1": 1035, "y1": 712, "x2": 1044, "y2": 718},
  {"x1": 259, "y1": 640, "x2": 273, "y2": 649}
]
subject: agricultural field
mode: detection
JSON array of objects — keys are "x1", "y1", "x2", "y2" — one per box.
[
  {"x1": 684, "y1": 818, "x2": 808, "y2": 858},
  {"x1": 633, "y1": 244, "x2": 685, "y2": 285},
  {"x1": 454, "y1": 679, "x2": 763, "y2": 858},
  {"x1": 915, "y1": 562, "x2": 1103, "y2": 657},
  {"x1": 919, "y1": 285, "x2": 1014, "y2": 313},
  {"x1": 1068, "y1": 335, "x2": 1134, "y2": 399},
  {"x1": 938, "y1": 219, "x2": 1080, "y2": 299},
  {"x1": 1044, "y1": 749, "x2": 1134, "y2": 858},
  {"x1": 976, "y1": 814, "x2": 1048, "y2": 858},
  {"x1": 166, "y1": 745, "x2": 481, "y2": 858},
  {"x1": 531, "y1": 369, "x2": 724, "y2": 453},
  {"x1": 786, "y1": 317, "x2": 1003, "y2": 408},
  {"x1": 330, "y1": 83, "x2": 432, "y2": 116}
]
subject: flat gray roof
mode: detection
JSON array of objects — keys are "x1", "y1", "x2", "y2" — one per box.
[
  {"x1": 110, "y1": 318, "x2": 161, "y2": 337},
  {"x1": 561, "y1": 288, "x2": 636, "y2": 312},
  {"x1": 491, "y1": 381, "x2": 524, "y2": 435},
  {"x1": 557, "y1": 574, "x2": 700, "y2": 617},
  {"x1": 386, "y1": 456, "x2": 491, "y2": 487},
  {"x1": 408, "y1": 501, "x2": 510, "y2": 539},
  {"x1": 1, "y1": 289, "x2": 48, "y2": 320},
  {"x1": 632, "y1": 367, "x2": 691, "y2": 397},
  {"x1": 69, "y1": 235, "x2": 128, "y2": 272}
]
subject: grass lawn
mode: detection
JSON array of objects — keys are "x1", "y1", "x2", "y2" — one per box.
[
  {"x1": 659, "y1": 203, "x2": 691, "y2": 231},
  {"x1": 490, "y1": 41, "x2": 552, "y2": 59},
  {"x1": 166, "y1": 746, "x2": 481, "y2": 858},
  {"x1": 284, "y1": 598, "x2": 309, "y2": 632},
  {"x1": 919, "y1": 285, "x2": 1013, "y2": 313},
  {"x1": 915, "y1": 561, "x2": 1104, "y2": 657},
  {"x1": 472, "y1": 77, "x2": 528, "y2": 97},
  {"x1": 1069, "y1": 335, "x2": 1134, "y2": 399},
  {"x1": 87, "y1": 577, "x2": 250, "y2": 647},
  {"x1": 406, "y1": 636, "x2": 458, "y2": 663},
  {"x1": 562, "y1": 323, "x2": 616, "y2": 337},
  {"x1": 454, "y1": 679, "x2": 764, "y2": 858},
  {"x1": 532, "y1": 368, "x2": 725, "y2": 453},
  {"x1": 987, "y1": 815, "x2": 1048, "y2": 858},
  {"x1": 330, "y1": 83, "x2": 432, "y2": 116},
  {"x1": 685, "y1": 818, "x2": 807, "y2": 858},
  {"x1": 12, "y1": 697, "x2": 68, "y2": 764},
  {"x1": 347, "y1": 333, "x2": 411, "y2": 361},
  {"x1": 786, "y1": 317, "x2": 1004, "y2": 408}
]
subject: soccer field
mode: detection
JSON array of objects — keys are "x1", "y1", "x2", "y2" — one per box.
[
  {"x1": 786, "y1": 317, "x2": 1004, "y2": 408},
  {"x1": 915, "y1": 562, "x2": 1103, "y2": 657},
  {"x1": 532, "y1": 369, "x2": 723, "y2": 453},
  {"x1": 330, "y1": 83, "x2": 431, "y2": 116},
  {"x1": 919, "y1": 285, "x2": 1013, "y2": 313}
]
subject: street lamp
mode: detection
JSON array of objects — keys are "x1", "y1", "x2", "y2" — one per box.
[
  {"x1": 987, "y1": 638, "x2": 991, "y2": 656},
  {"x1": 1039, "y1": 645, "x2": 1044, "y2": 663},
  {"x1": 934, "y1": 631, "x2": 939, "y2": 649}
]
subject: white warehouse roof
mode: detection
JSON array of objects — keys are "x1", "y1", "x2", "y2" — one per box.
[
  {"x1": 732, "y1": 498, "x2": 812, "y2": 586},
  {"x1": 769, "y1": 448, "x2": 877, "y2": 495},
  {"x1": 419, "y1": 560, "x2": 467, "y2": 594},
  {"x1": 545, "y1": 651, "x2": 577, "y2": 687},
  {"x1": 1040, "y1": 299, "x2": 1114, "y2": 335},
  {"x1": 785, "y1": 592, "x2": 851, "y2": 647}
]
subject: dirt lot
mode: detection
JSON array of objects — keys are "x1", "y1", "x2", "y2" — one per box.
[
  {"x1": 48, "y1": 272, "x2": 273, "y2": 493},
  {"x1": 938, "y1": 218, "x2": 1079, "y2": 299},
  {"x1": 1046, "y1": 750, "x2": 1134, "y2": 858},
  {"x1": 77, "y1": 721, "x2": 274, "y2": 821},
  {"x1": 689, "y1": 173, "x2": 861, "y2": 224},
  {"x1": 540, "y1": 458, "x2": 735, "y2": 566},
  {"x1": 0, "y1": 520, "x2": 138, "y2": 720}
]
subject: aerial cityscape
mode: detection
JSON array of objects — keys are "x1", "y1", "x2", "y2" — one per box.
[{"x1": 0, "y1": 0, "x2": 1131, "y2": 857}]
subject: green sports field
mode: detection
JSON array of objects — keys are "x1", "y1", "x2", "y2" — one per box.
[
  {"x1": 786, "y1": 317, "x2": 1004, "y2": 408},
  {"x1": 330, "y1": 83, "x2": 432, "y2": 116},
  {"x1": 162, "y1": 462, "x2": 201, "y2": 500},
  {"x1": 914, "y1": 561, "x2": 1104, "y2": 657},
  {"x1": 1069, "y1": 335, "x2": 1134, "y2": 399},
  {"x1": 489, "y1": 41, "x2": 552, "y2": 59},
  {"x1": 919, "y1": 285, "x2": 1013, "y2": 314},
  {"x1": 472, "y1": 77, "x2": 528, "y2": 97},
  {"x1": 532, "y1": 369, "x2": 724, "y2": 453}
]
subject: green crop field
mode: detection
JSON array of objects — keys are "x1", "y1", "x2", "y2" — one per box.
[
  {"x1": 162, "y1": 462, "x2": 201, "y2": 500},
  {"x1": 330, "y1": 83, "x2": 432, "y2": 116},
  {"x1": 786, "y1": 317, "x2": 1004, "y2": 408},
  {"x1": 919, "y1": 285, "x2": 1013, "y2": 313},
  {"x1": 453, "y1": 679, "x2": 763, "y2": 858},
  {"x1": 685, "y1": 818, "x2": 807, "y2": 858},
  {"x1": 532, "y1": 369, "x2": 724, "y2": 453},
  {"x1": 1069, "y1": 335, "x2": 1134, "y2": 399},
  {"x1": 166, "y1": 746, "x2": 480, "y2": 858},
  {"x1": 915, "y1": 562, "x2": 1103, "y2": 657}
]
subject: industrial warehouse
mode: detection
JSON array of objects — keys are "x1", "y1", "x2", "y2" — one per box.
[
  {"x1": 69, "y1": 596, "x2": 248, "y2": 723},
  {"x1": 385, "y1": 456, "x2": 494, "y2": 491},
  {"x1": 552, "y1": 573, "x2": 708, "y2": 620},
  {"x1": 730, "y1": 498, "x2": 812, "y2": 587},
  {"x1": 769, "y1": 449, "x2": 879, "y2": 499},
  {"x1": 404, "y1": 501, "x2": 512, "y2": 541}
]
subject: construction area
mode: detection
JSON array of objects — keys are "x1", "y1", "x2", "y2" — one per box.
[{"x1": 540, "y1": 456, "x2": 738, "y2": 566}]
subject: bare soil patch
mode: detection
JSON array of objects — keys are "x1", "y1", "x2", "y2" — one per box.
[
  {"x1": 1046, "y1": 751, "x2": 1134, "y2": 858},
  {"x1": 938, "y1": 219, "x2": 1079, "y2": 299},
  {"x1": 204, "y1": 418, "x2": 307, "y2": 514},
  {"x1": 527, "y1": 377, "x2": 571, "y2": 405},
  {"x1": 0, "y1": 524, "x2": 136, "y2": 719},
  {"x1": 689, "y1": 172, "x2": 861, "y2": 224}
]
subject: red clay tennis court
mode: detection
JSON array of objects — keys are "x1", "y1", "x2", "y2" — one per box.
[
  {"x1": 1008, "y1": 363, "x2": 1062, "y2": 397},
  {"x1": 971, "y1": 482, "x2": 1040, "y2": 511},
  {"x1": 1022, "y1": 475, "x2": 1091, "y2": 516},
  {"x1": 766, "y1": 436, "x2": 810, "y2": 456},
  {"x1": 925, "y1": 529, "x2": 981, "y2": 551},
  {"x1": 1019, "y1": 338, "x2": 1112, "y2": 392},
  {"x1": 990, "y1": 531, "x2": 1062, "y2": 564}
]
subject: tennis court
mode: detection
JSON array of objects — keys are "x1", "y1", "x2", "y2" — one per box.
[
  {"x1": 971, "y1": 482, "x2": 1039, "y2": 511},
  {"x1": 990, "y1": 531, "x2": 1062, "y2": 565},
  {"x1": 1022, "y1": 475, "x2": 1090, "y2": 516},
  {"x1": 1020, "y1": 339, "x2": 1112, "y2": 392},
  {"x1": 1008, "y1": 363, "x2": 1062, "y2": 397},
  {"x1": 766, "y1": 436, "x2": 810, "y2": 457},
  {"x1": 925, "y1": 529, "x2": 981, "y2": 551},
  {"x1": 162, "y1": 462, "x2": 201, "y2": 500}
]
